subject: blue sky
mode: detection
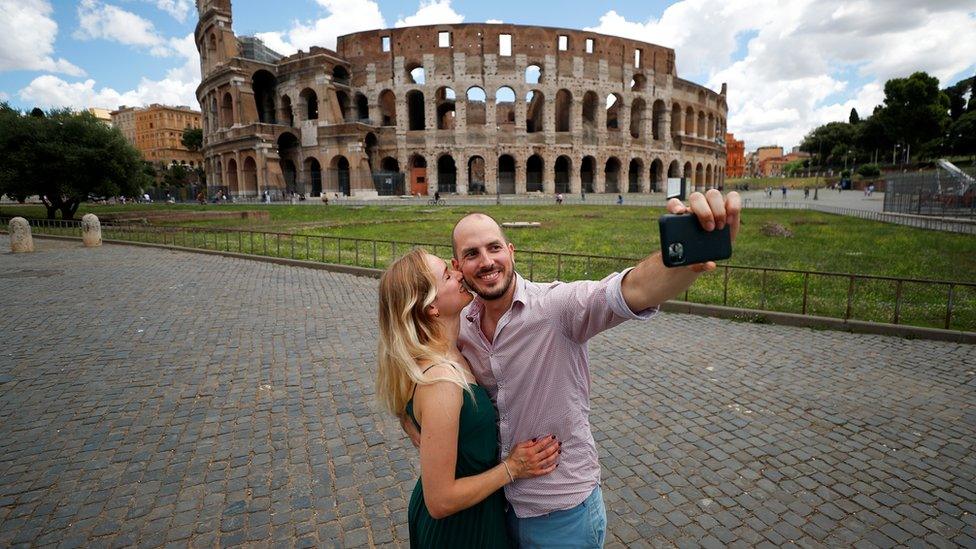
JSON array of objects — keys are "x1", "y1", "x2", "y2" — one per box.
[{"x1": 1, "y1": 0, "x2": 973, "y2": 151}]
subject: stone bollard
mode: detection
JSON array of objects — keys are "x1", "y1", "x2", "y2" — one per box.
[
  {"x1": 9, "y1": 217, "x2": 34, "y2": 253},
  {"x1": 81, "y1": 213, "x2": 102, "y2": 247}
]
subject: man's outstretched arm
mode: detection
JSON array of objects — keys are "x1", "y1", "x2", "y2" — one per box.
[{"x1": 621, "y1": 190, "x2": 741, "y2": 312}]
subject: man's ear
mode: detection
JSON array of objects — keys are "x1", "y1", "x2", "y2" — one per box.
[{"x1": 451, "y1": 257, "x2": 460, "y2": 270}]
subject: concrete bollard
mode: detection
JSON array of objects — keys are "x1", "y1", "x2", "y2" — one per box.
[
  {"x1": 9, "y1": 217, "x2": 34, "y2": 253},
  {"x1": 81, "y1": 213, "x2": 102, "y2": 247}
]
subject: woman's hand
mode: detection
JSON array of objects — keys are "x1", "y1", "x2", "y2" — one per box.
[{"x1": 505, "y1": 435, "x2": 561, "y2": 480}]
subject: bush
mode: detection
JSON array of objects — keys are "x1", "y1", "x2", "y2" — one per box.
[{"x1": 857, "y1": 164, "x2": 881, "y2": 178}]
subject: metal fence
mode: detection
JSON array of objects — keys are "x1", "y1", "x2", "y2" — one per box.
[
  {"x1": 6, "y1": 217, "x2": 974, "y2": 333},
  {"x1": 884, "y1": 168, "x2": 976, "y2": 218}
]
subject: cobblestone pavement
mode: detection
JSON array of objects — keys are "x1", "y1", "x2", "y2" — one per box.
[{"x1": 1, "y1": 237, "x2": 974, "y2": 548}]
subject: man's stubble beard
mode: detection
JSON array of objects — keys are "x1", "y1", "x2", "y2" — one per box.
[{"x1": 466, "y1": 265, "x2": 515, "y2": 301}]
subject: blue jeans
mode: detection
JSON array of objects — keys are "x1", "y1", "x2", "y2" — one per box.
[{"x1": 506, "y1": 486, "x2": 606, "y2": 548}]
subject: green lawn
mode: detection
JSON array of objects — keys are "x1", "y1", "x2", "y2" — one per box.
[{"x1": 5, "y1": 202, "x2": 975, "y2": 330}]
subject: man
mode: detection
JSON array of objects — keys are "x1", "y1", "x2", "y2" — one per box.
[{"x1": 402, "y1": 190, "x2": 741, "y2": 546}]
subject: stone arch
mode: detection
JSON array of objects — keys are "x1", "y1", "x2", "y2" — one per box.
[
  {"x1": 207, "y1": 33, "x2": 217, "y2": 62},
  {"x1": 466, "y1": 86, "x2": 487, "y2": 126},
  {"x1": 685, "y1": 106, "x2": 695, "y2": 136},
  {"x1": 581, "y1": 155, "x2": 596, "y2": 193},
  {"x1": 251, "y1": 70, "x2": 277, "y2": 124},
  {"x1": 305, "y1": 157, "x2": 322, "y2": 196},
  {"x1": 707, "y1": 113, "x2": 715, "y2": 139},
  {"x1": 683, "y1": 161, "x2": 693, "y2": 181},
  {"x1": 582, "y1": 91, "x2": 599, "y2": 129},
  {"x1": 437, "y1": 154, "x2": 457, "y2": 193},
  {"x1": 406, "y1": 63, "x2": 425, "y2": 85},
  {"x1": 630, "y1": 98, "x2": 646, "y2": 139},
  {"x1": 555, "y1": 89, "x2": 572, "y2": 132},
  {"x1": 242, "y1": 156, "x2": 258, "y2": 195},
  {"x1": 606, "y1": 93, "x2": 622, "y2": 130},
  {"x1": 650, "y1": 158, "x2": 664, "y2": 192},
  {"x1": 281, "y1": 94, "x2": 294, "y2": 126},
  {"x1": 697, "y1": 110, "x2": 706, "y2": 138},
  {"x1": 671, "y1": 103, "x2": 682, "y2": 138},
  {"x1": 220, "y1": 91, "x2": 234, "y2": 128},
  {"x1": 226, "y1": 158, "x2": 239, "y2": 194},
  {"x1": 364, "y1": 132, "x2": 378, "y2": 170},
  {"x1": 355, "y1": 92, "x2": 369, "y2": 121},
  {"x1": 605, "y1": 157, "x2": 622, "y2": 193},
  {"x1": 497, "y1": 154, "x2": 516, "y2": 194},
  {"x1": 628, "y1": 158, "x2": 643, "y2": 192},
  {"x1": 299, "y1": 88, "x2": 318, "y2": 120},
  {"x1": 335, "y1": 90, "x2": 351, "y2": 121},
  {"x1": 407, "y1": 90, "x2": 425, "y2": 130},
  {"x1": 526, "y1": 90, "x2": 544, "y2": 133},
  {"x1": 526, "y1": 154, "x2": 544, "y2": 192},
  {"x1": 695, "y1": 162, "x2": 704, "y2": 187},
  {"x1": 436, "y1": 87, "x2": 456, "y2": 130},
  {"x1": 554, "y1": 156, "x2": 571, "y2": 194},
  {"x1": 631, "y1": 74, "x2": 647, "y2": 92},
  {"x1": 332, "y1": 65, "x2": 350, "y2": 84},
  {"x1": 208, "y1": 95, "x2": 218, "y2": 131},
  {"x1": 330, "y1": 155, "x2": 351, "y2": 196},
  {"x1": 495, "y1": 86, "x2": 516, "y2": 129},
  {"x1": 381, "y1": 156, "x2": 400, "y2": 172},
  {"x1": 652, "y1": 100, "x2": 666, "y2": 141},
  {"x1": 409, "y1": 154, "x2": 428, "y2": 195},
  {"x1": 525, "y1": 64, "x2": 542, "y2": 85},
  {"x1": 668, "y1": 159, "x2": 681, "y2": 178},
  {"x1": 379, "y1": 89, "x2": 396, "y2": 126},
  {"x1": 467, "y1": 156, "x2": 486, "y2": 194}
]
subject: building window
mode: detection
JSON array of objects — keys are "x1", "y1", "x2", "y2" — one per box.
[
  {"x1": 635, "y1": 49, "x2": 642, "y2": 68},
  {"x1": 558, "y1": 35, "x2": 568, "y2": 51},
  {"x1": 381, "y1": 36, "x2": 390, "y2": 52},
  {"x1": 438, "y1": 31, "x2": 450, "y2": 48},
  {"x1": 499, "y1": 34, "x2": 512, "y2": 56},
  {"x1": 585, "y1": 38, "x2": 594, "y2": 54}
]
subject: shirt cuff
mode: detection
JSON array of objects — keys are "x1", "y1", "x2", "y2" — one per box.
[{"x1": 606, "y1": 267, "x2": 659, "y2": 320}]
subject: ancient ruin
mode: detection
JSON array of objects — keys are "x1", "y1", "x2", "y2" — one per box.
[{"x1": 195, "y1": 0, "x2": 728, "y2": 198}]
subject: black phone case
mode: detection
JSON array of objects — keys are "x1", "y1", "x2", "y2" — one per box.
[{"x1": 658, "y1": 214, "x2": 732, "y2": 267}]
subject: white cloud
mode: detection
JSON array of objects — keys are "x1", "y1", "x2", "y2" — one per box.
[
  {"x1": 394, "y1": 0, "x2": 464, "y2": 28},
  {"x1": 0, "y1": 91, "x2": 9, "y2": 101},
  {"x1": 75, "y1": 0, "x2": 171, "y2": 57},
  {"x1": 18, "y1": 33, "x2": 200, "y2": 110},
  {"x1": 485, "y1": 19, "x2": 503, "y2": 24},
  {"x1": 150, "y1": 0, "x2": 192, "y2": 22},
  {"x1": 256, "y1": 0, "x2": 386, "y2": 54},
  {"x1": 589, "y1": 0, "x2": 976, "y2": 151},
  {"x1": 0, "y1": 0, "x2": 84, "y2": 76}
]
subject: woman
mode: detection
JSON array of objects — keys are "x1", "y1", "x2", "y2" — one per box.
[{"x1": 377, "y1": 249, "x2": 559, "y2": 548}]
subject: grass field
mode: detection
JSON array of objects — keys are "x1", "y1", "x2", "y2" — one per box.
[{"x1": 5, "y1": 202, "x2": 975, "y2": 331}]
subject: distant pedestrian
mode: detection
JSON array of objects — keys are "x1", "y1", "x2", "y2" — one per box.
[
  {"x1": 556, "y1": 193, "x2": 563, "y2": 205},
  {"x1": 804, "y1": 188, "x2": 809, "y2": 199},
  {"x1": 616, "y1": 194, "x2": 623, "y2": 205},
  {"x1": 781, "y1": 185, "x2": 786, "y2": 199}
]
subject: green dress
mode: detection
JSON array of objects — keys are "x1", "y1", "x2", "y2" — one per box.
[{"x1": 406, "y1": 383, "x2": 511, "y2": 548}]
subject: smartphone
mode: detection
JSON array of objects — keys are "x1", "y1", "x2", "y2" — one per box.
[{"x1": 658, "y1": 214, "x2": 732, "y2": 268}]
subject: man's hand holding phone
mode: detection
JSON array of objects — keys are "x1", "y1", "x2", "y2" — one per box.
[{"x1": 662, "y1": 189, "x2": 741, "y2": 272}]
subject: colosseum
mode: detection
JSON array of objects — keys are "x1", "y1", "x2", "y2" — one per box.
[{"x1": 195, "y1": 0, "x2": 728, "y2": 198}]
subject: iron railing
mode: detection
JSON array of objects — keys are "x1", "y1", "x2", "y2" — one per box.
[{"x1": 5, "y1": 217, "x2": 974, "y2": 333}]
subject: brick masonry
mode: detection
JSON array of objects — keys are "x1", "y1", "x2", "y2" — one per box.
[{"x1": 0, "y1": 237, "x2": 974, "y2": 548}]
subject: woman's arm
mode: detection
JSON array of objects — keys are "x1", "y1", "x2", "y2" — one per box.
[{"x1": 415, "y1": 377, "x2": 559, "y2": 519}]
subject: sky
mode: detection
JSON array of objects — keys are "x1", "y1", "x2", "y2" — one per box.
[{"x1": 1, "y1": 0, "x2": 974, "y2": 152}]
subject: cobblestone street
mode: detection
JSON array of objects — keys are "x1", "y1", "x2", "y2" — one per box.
[{"x1": 1, "y1": 237, "x2": 974, "y2": 548}]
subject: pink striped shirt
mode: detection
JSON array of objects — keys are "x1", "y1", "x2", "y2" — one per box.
[{"x1": 458, "y1": 269, "x2": 657, "y2": 518}]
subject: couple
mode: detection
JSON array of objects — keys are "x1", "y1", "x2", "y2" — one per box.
[{"x1": 377, "y1": 190, "x2": 741, "y2": 547}]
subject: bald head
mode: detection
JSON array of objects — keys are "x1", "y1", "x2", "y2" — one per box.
[{"x1": 451, "y1": 213, "x2": 508, "y2": 259}]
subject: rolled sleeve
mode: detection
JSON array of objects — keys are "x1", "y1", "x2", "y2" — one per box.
[{"x1": 605, "y1": 267, "x2": 659, "y2": 320}]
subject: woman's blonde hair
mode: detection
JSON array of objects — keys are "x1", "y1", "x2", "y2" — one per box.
[{"x1": 376, "y1": 248, "x2": 470, "y2": 416}]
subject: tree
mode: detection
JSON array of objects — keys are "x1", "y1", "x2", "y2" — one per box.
[
  {"x1": 181, "y1": 127, "x2": 203, "y2": 152},
  {"x1": 161, "y1": 162, "x2": 192, "y2": 188},
  {"x1": 800, "y1": 121, "x2": 856, "y2": 166},
  {"x1": 849, "y1": 108, "x2": 860, "y2": 125},
  {"x1": 857, "y1": 164, "x2": 880, "y2": 178},
  {"x1": 948, "y1": 110, "x2": 976, "y2": 159},
  {"x1": 0, "y1": 106, "x2": 149, "y2": 219},
  {"x1": 873, "y1": 72, "x2": 950, "y2": 159}
]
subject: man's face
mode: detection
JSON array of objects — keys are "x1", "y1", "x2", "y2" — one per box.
[{"x1": 452, "y1": 216, "x2": 516, "y2": 301}]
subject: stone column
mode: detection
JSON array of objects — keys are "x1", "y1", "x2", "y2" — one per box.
[
  {"x1": 456, "y1": 156, "x2": 469, "y2": 195},
  {"x1": 9, "y1": 217, "x2": 33, "y2": 253},
  {"x1": 515, "y1": 156, "x2": 526, "y2": 194},
  {"x1": 81, "y1": 214, "x2": 102, "y2": 247},
  {"x1": 570, "y1": 164, "x2": 582, "y2": 195},
  {"x1": 638, "y1": 166, "x2": 650, "y2": 193},
  {"x1": 543, "y1": 154, "x2": 555, "y2": 195},
  {"x1": 595, "y1": 168, "x2": 606, "y2": 194}
]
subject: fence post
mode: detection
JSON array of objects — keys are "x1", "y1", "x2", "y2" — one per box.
[
  {"x1": 321, "y1": 236, "x2": 325, "y2": 262},
  {"x1": 893, "y1": 280, "x2": 903, "y2": 324},
  {"x1": 355, "y1": 239, "x2": 360, "y2": 265},
  {"x1": 291, "y1": 234, "x2": 295, "y2": 259},
  {"x1": 723, "y1": 266, "x2": 730, "y2": 306},
  {"x1": 760, "y1": 270, "x2": 767, "y2": 309},
  {"x1": 276, "y1": 233, "x2": 281, "y2": 257},
  {"x1": 306, "y1": 235, "x2": 310, "y2": 260},
  {"x1": 845, "y1": 276, "x2": 855, "y2": 320},
  {"x1": 239, "y1": 231, "x2": 242, "y2": 253},
  {"x1": 338, "y1": 237, "x2": 342, "y2": 263},
  {"x1": 373, "y1": 240, "x2": 377, "y2": 268},
  {"x1": 529, "y1": 252, "x2": 534, "y2": 281},
  {"x1": 556, "y1": 254, "x2": 562, "y2": 280},
  {"x1": 801, "y1": 272, "x2": 809, "y2": 315},
  {"x1": 945, "y1": 284, "x2": 954, "y2": 330}
]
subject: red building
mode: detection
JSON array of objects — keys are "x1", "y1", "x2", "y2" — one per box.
[{"x1": 725, "y1": 133, "x2": 745, "y2": 178}]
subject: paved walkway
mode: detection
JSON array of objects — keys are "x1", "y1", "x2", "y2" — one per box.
[{"x1": 0, "y1": 238, "x2": 974, "y2": 548}]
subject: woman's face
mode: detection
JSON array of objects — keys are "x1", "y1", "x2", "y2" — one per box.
[{"x1": 424, "y1": 253, "x2": 472, "y2": 318}]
